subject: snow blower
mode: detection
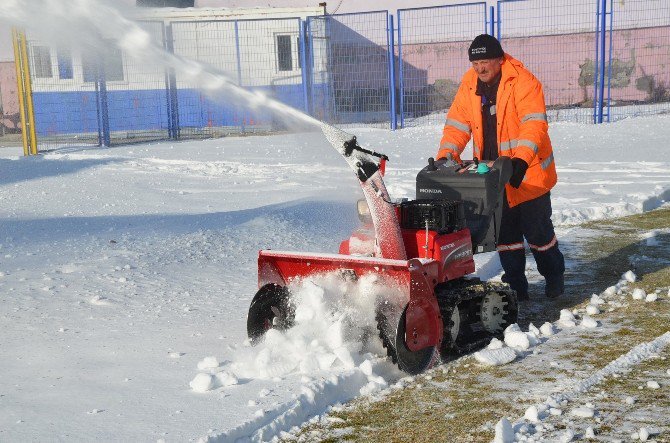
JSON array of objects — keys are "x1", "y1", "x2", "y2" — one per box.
[{"x1": 246, "y1": 128, "x2": 518, "y2": 374}]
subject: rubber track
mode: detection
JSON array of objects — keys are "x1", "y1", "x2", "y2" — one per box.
[{"x1": 437, "y1": 279, "x2": 518, "y2": 357}]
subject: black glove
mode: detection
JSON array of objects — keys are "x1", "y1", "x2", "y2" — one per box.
[{"x1": 508, "y1": 158, "x2": 528, "y2": 188}]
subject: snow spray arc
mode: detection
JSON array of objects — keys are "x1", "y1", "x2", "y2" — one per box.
[{"x1": 0, "y1": 0, "x2": 335, "y2": 135}]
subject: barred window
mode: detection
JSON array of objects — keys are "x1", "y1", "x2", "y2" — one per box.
[
  {"x1": 31, "y1": 45, "x2": 52, "y2": 78},
  {"x1": 57, "y1": 48, "x2": 73, "y2": 80},
  {"x1": 276, "y1": 34, "x2": 293, "y2": 72}
]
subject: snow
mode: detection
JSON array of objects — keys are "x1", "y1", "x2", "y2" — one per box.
[
  {"x1": 646, "y1": 381, "x2": 660, "y2": 390},
  {"x1": 494, "y1": 418, "x2": 515, "y2": 443},
  {"x1": 0, "y1": 115, "x2": 667, "y2": 440},
  {"x1": 580, "y1": 315, "x2": 599, "y2": 329},
  {"x1": 586, "y1": 304, "x2": 600, "y2": 315},
  {"x1": 475, "y1": 346, "x2": 518, "y2": 366},
  {"x1": 559, "y1": 309, "x2": 578, "y2": 328},
  {"x1": 503, "y1": 330, "x2": 670, "y2": 441},
  {"x1": 570, "y1": 406, "x2": 595, "y2": 418},
  {"x1": 622, "y1": 270, "x2": 638, "y2": 283},
  {"x1": 632, "y1": 288, "x2": 647, "y2": 300}
]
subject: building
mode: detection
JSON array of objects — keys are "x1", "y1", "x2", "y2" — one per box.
[
  {"x1": 20, "y1": 5, "x2": 327, "y2": 141},
  {"x1": 0, "y1": 61, "x2": 19, "y2": 134}
]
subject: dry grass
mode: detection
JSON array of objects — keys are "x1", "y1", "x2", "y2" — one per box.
[{"x1": 287, "y1": 208, "x2": 670, "y2": 442}]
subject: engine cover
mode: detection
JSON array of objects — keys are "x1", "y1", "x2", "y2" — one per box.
[{"x1": 415, "y1": 159, "x2": 508, "y2": 253}]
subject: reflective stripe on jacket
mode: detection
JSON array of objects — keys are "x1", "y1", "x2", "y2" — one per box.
[{"x1": 437, "y1": 54, "x2": 558, "y2": 207}]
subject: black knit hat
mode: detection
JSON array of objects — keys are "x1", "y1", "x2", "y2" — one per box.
[{"x1": 468, "y1": 34, "x2": 504, "y2": 61}]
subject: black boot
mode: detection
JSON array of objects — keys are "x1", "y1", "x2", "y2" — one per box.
[
  {"x1": 545, "y1": 274, "x2": 564, "y2": 298},
  {"x1": 502, "y1": 273, "x2": 529, "y2": 301}
]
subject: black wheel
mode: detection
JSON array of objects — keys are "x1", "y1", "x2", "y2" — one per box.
[
  {"x1": 247, "y1": 283, "x2": 294, "y2": 345},
  {"x1": 479, "y1": 283, "x2": 518, "y2": 335},
  {"x1": 377, "y1": 303, "x2": 440, "y2": 375},
  {"x1": 437, "y1": 300, "x2": 461, "y2": 360}
]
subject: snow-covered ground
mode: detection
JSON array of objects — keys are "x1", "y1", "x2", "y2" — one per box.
[{"x1": 1, "y1": 116, "x2": 669, "y2": 442}]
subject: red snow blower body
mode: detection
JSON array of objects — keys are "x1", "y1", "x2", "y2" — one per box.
[{"x1": 247, "y1": 136, "x2": 518, "y2": 374}]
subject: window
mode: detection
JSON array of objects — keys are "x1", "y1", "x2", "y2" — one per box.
[
  {"x1": 82, "y1": 45, "x2": 124, "y2": 82},
  {"x1": 277, "y1": 35, "x2": 293, "y2": 72},
  {"x1": 57, "y1": 48, "x2": 73, "y2": 80},
  {"x1": 31, "y1": 46, "x2": 52, "y2": 78},
  {"x1": 276, "y1": 33, "x2": 302, "y2": 72}
]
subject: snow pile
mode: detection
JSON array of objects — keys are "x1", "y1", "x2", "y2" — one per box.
[
  {"x1": 191, "y1": 274, "x2": 393, "y2": 386},
  {"x1": 493, "y1": 417, "x2": 515, "y2": 443},
  {"x1": 474, "y1": 322, "x2": 552, "y2": 366},
  {"x1": 474, "y1": 304, "x2": 605, "y2": 367},
  {"x1": 190, "y1": 274, "x2": 404, "y2": 440}
]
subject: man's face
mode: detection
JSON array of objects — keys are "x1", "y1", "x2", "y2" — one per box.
[{"x1": 471, "y1": 57, "x2": 503, "y2": 84}]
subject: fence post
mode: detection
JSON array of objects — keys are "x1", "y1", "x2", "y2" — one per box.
[
  {"x1": 299, "y1": 19, "x2": 311, "y2": 115},
  {"x1": 604, "y1": 0, "x2": 613, "y2": 122},
  {"x1": 489, "y1": 6, "x2": 495, "y2": 36},
  {"x1": 593, "y1": 0, "x2": 607, "y2": 123},
  {"x1": 496, "y1": 2, "x2": 502, "y2": 40},
  {"x1": 97, "y1": 57, "x2": 111, "y2": 147},
  {"x1": 11, "y1": 28, "x2": 37, "y2": 156},
  {"x1": 164, "y1": 23, "x2": 180, "y2": 140},
  {"x1": 306, "y1": 18, "x2": 317, "y2": 119},
  {"x1": 396, "y1": 10, "x2": 405, "y2": 128},
  {"x1": 234, "y1": 20, "x2": 245, "y2": 133},
  {"x1": 387, "y1": 14, "x2": 397, "y2": 130}
]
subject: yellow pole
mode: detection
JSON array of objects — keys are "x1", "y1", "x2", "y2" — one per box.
[
  {"x1": 11, "y1": 28, "x2": 29, "y2": 156},
  {"x1": 19, "y1": 31, "x2": 38, "y2": 155}
]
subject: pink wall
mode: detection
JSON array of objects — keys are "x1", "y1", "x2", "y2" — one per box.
[
  {"x1": 0, "y1": 61, "x2": 20, "y2": 132},
  {"x1": 400, "y1": 26, "x2": 670, "y2": 108}
]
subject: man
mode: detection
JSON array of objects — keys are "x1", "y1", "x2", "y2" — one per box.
[{"x1": 436, "y1": 34, "x2": 565, "y2": 300}]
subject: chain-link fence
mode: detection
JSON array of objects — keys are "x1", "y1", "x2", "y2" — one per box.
[
  {"x1": 497, "y1": 0, "x2": 599, "y2": 123},
  {"x1": 27, "y1": 21, "x2": 170, "y2": 147},
  {"x1": 605, "y1": 0, "x2": 670, "y2": 121},
  {"x1": 397, "y1": 3, "x2": 488, "y2": 127},
  {"x1": 307, "y1": 11, "x2": 392, "y2": 127},
  {"x1": 170, "y1": 17, "x2": 306, "y2": 138},
  {"x1": 12, "y1": 1, "x2": 670, "y2": 151}
]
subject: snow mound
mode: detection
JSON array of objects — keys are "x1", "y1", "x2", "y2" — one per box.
[
  {"x1": 570, "y1": 406, "x2": 595, "y2": 418},
  {"x1": 632, "y1": 288, "x2": 646, "y2": 300},
  {"x1": 190, "y1": 373, "x2": 215, "y2": 393},
  {"x1": 474, "y1": 347, "x2": 517, "y2": 366},
  {"x1": 227, "y1": 274, "x2": 386, "y2": 381},
  {"x1": 493, "y1": 418, "x2": 515, "y2": 443},
  {"x1": 192, "y1": 273, "x2": 400, "y2": 440},
  {"x1": 622, "y1": 270, "x2": 637, "y2": 282},
  {"x1": 558, "y1": 309, "x2": 577, "y2": 328}
]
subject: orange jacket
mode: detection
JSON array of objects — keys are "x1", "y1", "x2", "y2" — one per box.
[{"x1": 437, "y1": 54, "x2": 557, "y2": 208}]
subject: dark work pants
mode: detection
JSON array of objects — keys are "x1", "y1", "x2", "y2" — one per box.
[{"x1": 497, "y1": 192, "x2": 565, "y2": 296}]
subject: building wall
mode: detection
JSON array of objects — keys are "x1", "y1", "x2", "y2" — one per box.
[{"x1": 0, "y1": 61, "x2": 20, "y2": 132}]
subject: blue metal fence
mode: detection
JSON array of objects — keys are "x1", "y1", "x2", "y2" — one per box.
[
  {"x1": 396, "y1": 3, "x2": 488, "y2": 127},
  {"x1": 22, "y1": 1, "x2": 670, "y2": 150},
  {"x1": 169, "y1": 17, "x2": 306, "y2": 138},
  {"x1": 497, "y1": 0, "x2": 600, "y2": 123},
  {"x1": 306, "y1": 11, "x2": 392, "y2": 127},
  {"x1": 605, "y1": 0, "x2": 670, "y2": 121}
]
